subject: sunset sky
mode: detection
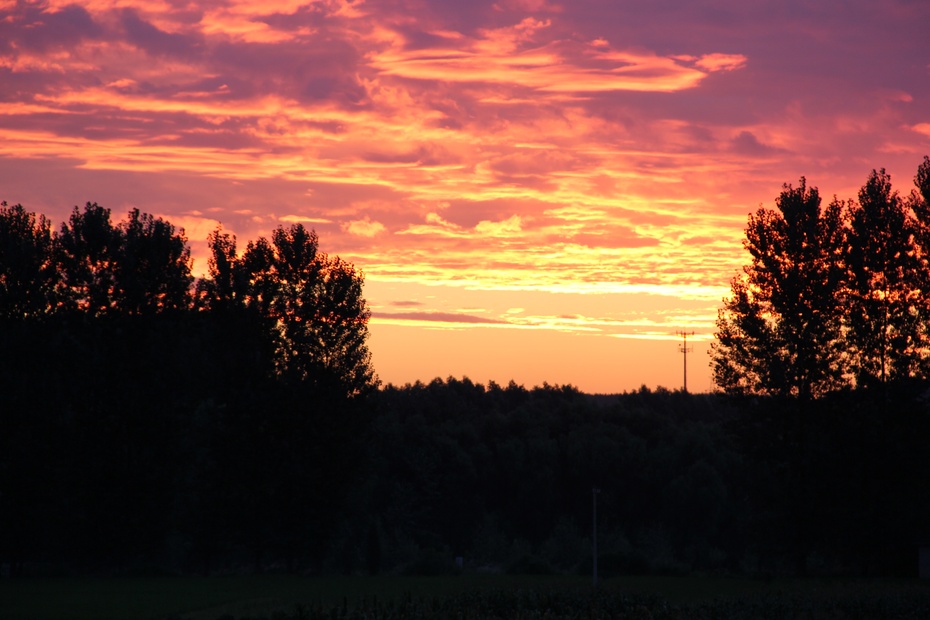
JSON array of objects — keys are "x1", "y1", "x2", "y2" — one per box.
[{"x1": 2, "y1": 0, "x2": 929, "y2": 393}]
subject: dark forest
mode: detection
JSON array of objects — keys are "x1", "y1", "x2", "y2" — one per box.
[{"x1": 2, "y1": 157, "x2": 930, "y2": 580}]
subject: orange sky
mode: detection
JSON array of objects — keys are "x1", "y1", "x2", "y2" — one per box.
[{"x1": 2, "y1": 0, "x2": 930, "y2": 392}]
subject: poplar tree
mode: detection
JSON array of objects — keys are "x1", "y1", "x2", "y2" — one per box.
[
  {"x1": 909, "y1": 156, "x2": 930, "y2": 363},
  {"x1": 0, "y1": 202, "x2": 57, "y2": 319},
  {"x1": 844, "y1": 169, "x2": 924, "y2": 386},
  {"x1": 202, "y1": 222, "x2": 377, "y2": 399},
  {"x1": 712, "y1": 179, "x2": 847, "y2": 399},
  {"x1": 714, "y1": 159, "x2": 930, "y2": 397}
]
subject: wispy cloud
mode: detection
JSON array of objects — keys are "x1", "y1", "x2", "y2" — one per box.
[
  {"x1": 373, "y1": 310, "x2": 510, "y2": 327},
  {"x1": 2, "y1": 0, "x2": 929, "y2": 391},
  {"x1": 370, "y1": 19, "x2": 745, "y2": 94}
]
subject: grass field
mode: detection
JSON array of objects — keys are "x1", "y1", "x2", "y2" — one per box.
[{"x1": 3, "y1": 573, "x2": 930, "y2": 620}]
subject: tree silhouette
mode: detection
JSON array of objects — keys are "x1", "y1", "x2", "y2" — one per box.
[
  {"x1": 715, "y1": 159, "x2": 930, "y2": 397},
  {"x1": 709, "y1": 181, "x2": 850, "y2": 574},
  {"x1": 202, "y1": 222, "x2": 377, "y2": 399},
  {"x1": 55, "y1": 202, "x2": 122, "y2": 315},
  {"x1": 712, "y1": 179, "x2": 846, "y2": 399},
  {"x1": 195, "y1": 222, "x2": 377, "y2": 569},
  {"x1": 0, "y1": 202, "x2": 57, "y2": 319},
  {"x1": 0, "y1": 203, "x2": 377, "y2": 574},
  {"x1": 844, "y1": 169, "x2": 924, "y2": 386},
  {"x1": 197, "y1": 225, "x2": 246, "y2": 311},
  {"x1": 908, "y1": 156, "x2": 930, "y2": 365},
  {"x1": 55, "y1": 203, "x2": 193, "y2": 316},
  {"x1": 115, "y1": 208, "x2": 193, "y2": 314}
]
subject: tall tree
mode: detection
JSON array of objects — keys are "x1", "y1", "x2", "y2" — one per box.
[
  {"x1": 712, "y1": 180, "x2": 851, "y2": 576},
  {"x1": 57, "y1": 203, "x2": 193, "y2": 315},
  {"x1": 197, "y1": 226, "x2": 246, "y2": 311},
  {"x1": 240, "y1": 223, "x2": 377, "y2": 398},
  {"x1": 0, "y1": 202, "x2": 57, "y2": 319},
  {"x1": 56, "y1": 202, "x2": 120, "y2": 315},
  {"x1": 200, "y1": 222, "x2": 376, "y2": 396},
  {"x1": 196, "y1": 223, "x2": 377, "y2": 568},
  {"x1": 0, "y1": 203, "x2": 63, "y2": 576},
  {"x1": 844, "y1": 169, "x2": 924, "y2": 386},
  {"x1": 916, "y1": 155, "x2": 930, "y2": 206},
  {"x1": 908, "y1": 156, "x2": 930, "y2": 360},
  {"x1": 712, "y1": 179, "x2": 847, "y2": 399},
  {"x1": 115, "y1": 208, "x2": 193, "y2": 314}
]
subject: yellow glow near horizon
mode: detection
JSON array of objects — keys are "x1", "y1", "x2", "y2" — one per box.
[{"x1": 1, "y1": 0, "x2": 928, "y2": 392}]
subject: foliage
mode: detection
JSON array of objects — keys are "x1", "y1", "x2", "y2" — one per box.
[
  {"x1": 200, "y1": 223, "x2": 376, "y2": 398},
  {"x1": 0, "y1": 203, "x2": 375, "y2": 576},
  {"x1": 714, "y1": 157, "x2": 930, "y2": 395},
  {"x1": 713, "y1": 179, "x2": 847, "y2": 399},
  {"x1": 226, "y1": 586, "x2": 930, "y2": 620},
  {"x1": 360, "y1": 380, "x2": 739, "y2": 576},
  {"x1": 6, "y1": 574, "x2": 930, "y2": 620},
  {"x1": 56, "y1": 202, "x2": 193, "y2": 315},
  {"x1": 5, "y1": 175, "x2": 930, "y2": 580},
  {"x1": 2, "y1": 349, "x2": 929, "y2": 579},
  {"x1": 0, "y1": 202, "x2": 56, "y2": 318},
  {"x1": 845, "y1": 169, "x2": 925, "y2": 385},
  {"x1": 354, "y1": 378, "x2": 930, "y2": 579}
]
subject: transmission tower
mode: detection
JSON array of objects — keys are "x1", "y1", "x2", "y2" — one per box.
[{"x1": 677, "y1": 331, "x2": 695, "y2": 393}]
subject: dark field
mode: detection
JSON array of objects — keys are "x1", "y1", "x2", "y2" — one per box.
[{"x1": 4, "y1": 574, "x2": 930, "y2": 620}]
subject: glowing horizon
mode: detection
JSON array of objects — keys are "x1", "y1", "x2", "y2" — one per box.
[{"x1": 2, "y1": 0, "x2": 929, "y2": 392}]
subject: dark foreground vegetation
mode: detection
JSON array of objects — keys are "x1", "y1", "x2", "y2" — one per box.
[
  {"x1": 3, "y1": 367, "x2": 930, "y2": 579},
  {"x1": 3, "y1": 156, "x2": 930, "y2": 591},
  {"x1": 4, "y1": 574, "x2": 930, "y2": 620},
  {"x1": 346, "y1": 380, "x2": 930, "y2": 579}
]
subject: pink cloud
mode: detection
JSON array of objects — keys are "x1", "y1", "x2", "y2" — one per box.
[
  {"x1": 913, "y1": 123, "x2": 930, "y2": 139},
  {"x1": 342, "y1": 216, "x2": 388, "y2": 237},
  {"x1": 370, "y1": 24, "x2": 742, "y2": 94},
  {"x1": 2, "y1": 0, "x2": 930, "y2": 392}
]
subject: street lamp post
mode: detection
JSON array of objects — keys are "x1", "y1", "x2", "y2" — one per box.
[{"x1": 592, "y1": 487, "x2": 600, "y2": 587}]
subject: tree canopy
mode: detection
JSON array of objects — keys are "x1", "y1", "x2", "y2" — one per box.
[
  {"x1": 0, "y1": 202, "x2": 55, "y2": 319},
  {"x1": 56, "y1": 203, "x2": 194, "y2": 315},
  {"x1": 198, "y1": 222, "x2": 376, "y2": 398},
  {"x1": 0, "y1": 202, "x2": 376, "y2": 397},
  {"x1": 712, "y1": 180, "x2": 846, "y2": 399},
  {"x1": 713, "y1": 158, "x2": 930, "y2": 397},
  {"x1": 0, "y1": 202, "x2": 376, "y2": 575},
  {"x1": 5, "y1": 191, "x2": 930, "y2": 579}
]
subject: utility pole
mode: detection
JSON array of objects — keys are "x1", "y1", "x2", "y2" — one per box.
[
  {"x1": 677, "y1": 331, "x2": 694, "y2": 393},
  {"x1": 592, "y1": 487, "x2": 600, "y2": 587}
]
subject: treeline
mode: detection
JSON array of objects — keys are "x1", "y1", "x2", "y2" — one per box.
[
  {"x1": 4, "y1": 175, "x2": 930, "y2": 580},
  {"x1": 7, "y1": 362, "x2": 928, "y2": 578},
  {"x1": 0, "y1": 202, "x2": 375, "y2": 576},
  {"x1": 348, "y1": 378, "x2": 930, "y2": 578}
]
